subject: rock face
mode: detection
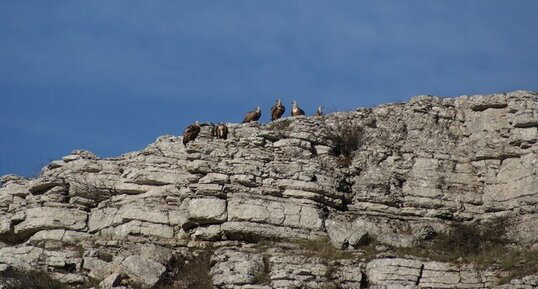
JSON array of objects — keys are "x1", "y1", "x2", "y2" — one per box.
[{"x1": 0, "y1": 91, "x2": 537, "y2": 288}]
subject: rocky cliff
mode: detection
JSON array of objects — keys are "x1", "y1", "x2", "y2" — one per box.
[{"x1": 1, "y1": 91, "x2": 538, "y2": 289}]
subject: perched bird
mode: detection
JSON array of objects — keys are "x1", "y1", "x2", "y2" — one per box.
[
  {"x1": 242, "y1": 106, "x2": 262, "y2": 123},
  {"x1": 314, "y1": 106, "x2": 323, "y2": 116},
  {"x1": 271, "y1": 99, "x2": 286, "y2": 121},
  {"x1": 216, "y1": 123, "x2": 229, "y2": 140},
  {"x1": 291, "y1": 101, "x2": 305, "y2": 117},
  {"x1": 182, "y1": 121, "x2": 201, "y2": 146}
]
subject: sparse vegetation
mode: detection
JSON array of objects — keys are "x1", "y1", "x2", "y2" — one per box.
[
  {"x1": 252, "y1": 254, "x2": 272, "y2": 285},
  {"x1": 497, "y1": 249, "x2": 538, "y2": 284},
  {"x1": 0, "y1": 268, "x2": 73, "y2": 289},
  {"x1": 295, "y1": 236, "x2": 350, "y2": 260},
  {"x1": 357, "y1": 235, "x2": 380, "y2": 261},
  {"x1": 156, "y1": 250, "x2": 214, "y2": 289},
  {"x1": 397, "y1": 220, "x2": 507, "y2": 264},
  {"x1": 393, "y1": 219, "x2": 538, "y2": 284},
  {"x1": 68, "y1": 176, "x2": 118, "y2": 202},
  {"x1": 325, "y1": 121, "x2": 364, "y2": 166}
]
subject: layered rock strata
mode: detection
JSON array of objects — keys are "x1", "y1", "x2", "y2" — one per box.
[{"x1": 1, "y1": 91, "x2": 537, "y2": 288}]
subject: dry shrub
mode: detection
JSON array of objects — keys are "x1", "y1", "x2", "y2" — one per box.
[
  {"x1": 396, "y1": 220, "x2": 507, "y2": 264},
  {"x1": 157, "y1": 251, "x2": 214, "y2": 289},
  {"x1": 325, "y1": 122, "x2": 364, "y2": 166},
  {"x1": 429, "y1": 220, "x2": 507, "y2": 263},
  {"x1": 68, "y1": 176, "x2": 118, "y2": 203}
]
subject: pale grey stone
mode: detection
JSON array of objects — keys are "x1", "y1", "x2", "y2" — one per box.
[
  {"x1": 199, "y1": 173, "x2": 229, "y2": 184},
  {"x1": 191, "y1": 225, "x2": 223, "y2": 241},
  {"x1": 138, "y1": 244, "x2": 173, "y2": 265},
  {"x1": 99, "y1": 272, "x2": 124, "y2": 288},
  {"x1": 366, "y1": 258, "x2": 422, "y2": 286},
  {"x1": 122, "y1": 255, "x2": 166, "y2": 287},
  {"x1": 187, "y1": 198, "x2": 227, "y2": 224},
  {"x1": 210, "y1": 249, "x2": 264, "y2": 286},
  {"x1": 14, "y1": 207, "x2": 87, "y2": 237}
]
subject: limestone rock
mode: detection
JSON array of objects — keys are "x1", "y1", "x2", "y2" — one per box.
[
  {"x1": 366, "y1": 258, "x2": 422, "y2": 286},
  {"x1": 121, "y1": 255, "x2": 166, "y2": 287},
  {"x1": 187, "y1": 197, "x2": 227, "y2": 225},
  {"x1": 99, "y1": 272, "x2": 124, "y2": 288},
  {"x1": 0, "y1": 91, "x2": 537, "y2": 288},
  {"x1": 14, "y1": 207, "x2": 87, "y2": 238},
  {"x1": 210, "y1": 249, "x2": 265, "y2": 286}
]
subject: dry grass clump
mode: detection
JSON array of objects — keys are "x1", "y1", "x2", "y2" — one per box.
[
  {"x1": 295, "y1": 236, "x2": 351, "y2": 260},
  {"x1": 395, "y1": 219, "x2": 538, "y2": 284},
  {"x1": 0, "y1": 268, "x2": 73, "y2": 289},
  {"x1": 252, "y1": 254, "x2": 272, "y2": 285},
  {"x1": 397, "y1": 221, "x2": 507, "y2": 264},
  {"x1": 497, "y1": 249, "x2": 538, "y2": 284}
]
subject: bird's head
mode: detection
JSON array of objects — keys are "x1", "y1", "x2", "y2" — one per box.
[{"x1": 256, "y1": 106, "x2": 261, "y2": 112}]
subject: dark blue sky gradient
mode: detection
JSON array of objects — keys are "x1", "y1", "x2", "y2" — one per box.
[{"x1": 1, "y1": 1, "x2": 537, "y2": 177}]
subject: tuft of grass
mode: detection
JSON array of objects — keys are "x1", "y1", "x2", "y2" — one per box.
[
  {"x1": 496, "y1": 249, "x2": 538, "y2": 284},
  {"x1": 252, "y1": 254, "x2": 272, "y2": 285},
  {"x1": 295, "y1": 236, "x2": 351, "y2": 260},
  {"x1": 0, "y1": 268, "x2": 73, "y2": 289},
  {"x1": 395, "y1": 220, "x2": 507, "y2": 264}
]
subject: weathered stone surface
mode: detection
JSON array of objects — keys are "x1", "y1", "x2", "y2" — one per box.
[
  {"x1": 99, "y1": 272, "x2": 124, "y2": 288},
  {"x1": 187, "y1": 198, "x2": 227, "y2": 224},
  {"x1": 138, "y1": 244, "x2": 173, "y2": 265},
  {"x1": 122, "y1": 255, "x2": 166, "y2": 287},
  {"x1": 14, "y1": 207, "x2": 88, "y2": 238},
  {"x1": 211, "y1": 249, "x2": 265, "y2": 286},
  {"x1": 228, "y1": 194, "x2": 323, "y2": 230},
  {"x1": 0, "y1": 246, "x2": 44, "y2": 269},
  {"x1": 366, "y1": 258, "x2": 422, "y2": 286},
  {"x1": 0, "y1": 91, "x2": 537, "y2": 288},
  {"x1": 269, "y1": 253, "x2": 331, "y2": 288}
]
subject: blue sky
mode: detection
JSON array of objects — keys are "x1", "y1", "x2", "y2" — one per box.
[{"x1": 1, "y1": 1, "x2": 537, "y2": 177}]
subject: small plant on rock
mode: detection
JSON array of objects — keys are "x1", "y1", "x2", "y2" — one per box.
[
  {"x1": 324, "y1": 121, "x2": 364, "y2": 166},
  {"x1": 156, "y1": 250, "x2": 214, "y2": 289},
  {"x1": 296, "y1": 236, "x2": 350, "y2": 260},
  {"x1": 252, "y1": 254, "x2": 272, "y2": 285}
]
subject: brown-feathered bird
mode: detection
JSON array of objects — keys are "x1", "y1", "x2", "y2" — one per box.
[
  {"x1": 216, "y1": 123, "x2": 229, "y2": 140},
  {"x1": 291, "y1": 101, "x2": 305, "y2": 117},
  {"x1": 242, "y1": 106, "x2": 261, "y2": 123},
  {"x1": 182, "y1": 121, "x2": 201, "y2": 146},
  {"x1": 314, "y1": 106, "x2": 323, "y2": 116},
  {"x1": 271, "y1": 99, "x2": 285, "y2": 121}
]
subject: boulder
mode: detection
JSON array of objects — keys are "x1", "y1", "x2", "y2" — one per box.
[{"x1": 121, "y1": 255, "x2": 166, "y2": 287}]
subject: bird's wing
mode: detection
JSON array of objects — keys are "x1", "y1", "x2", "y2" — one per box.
[{"x1": 243, "y1": 111, "x2": 255, "y2": 122}]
